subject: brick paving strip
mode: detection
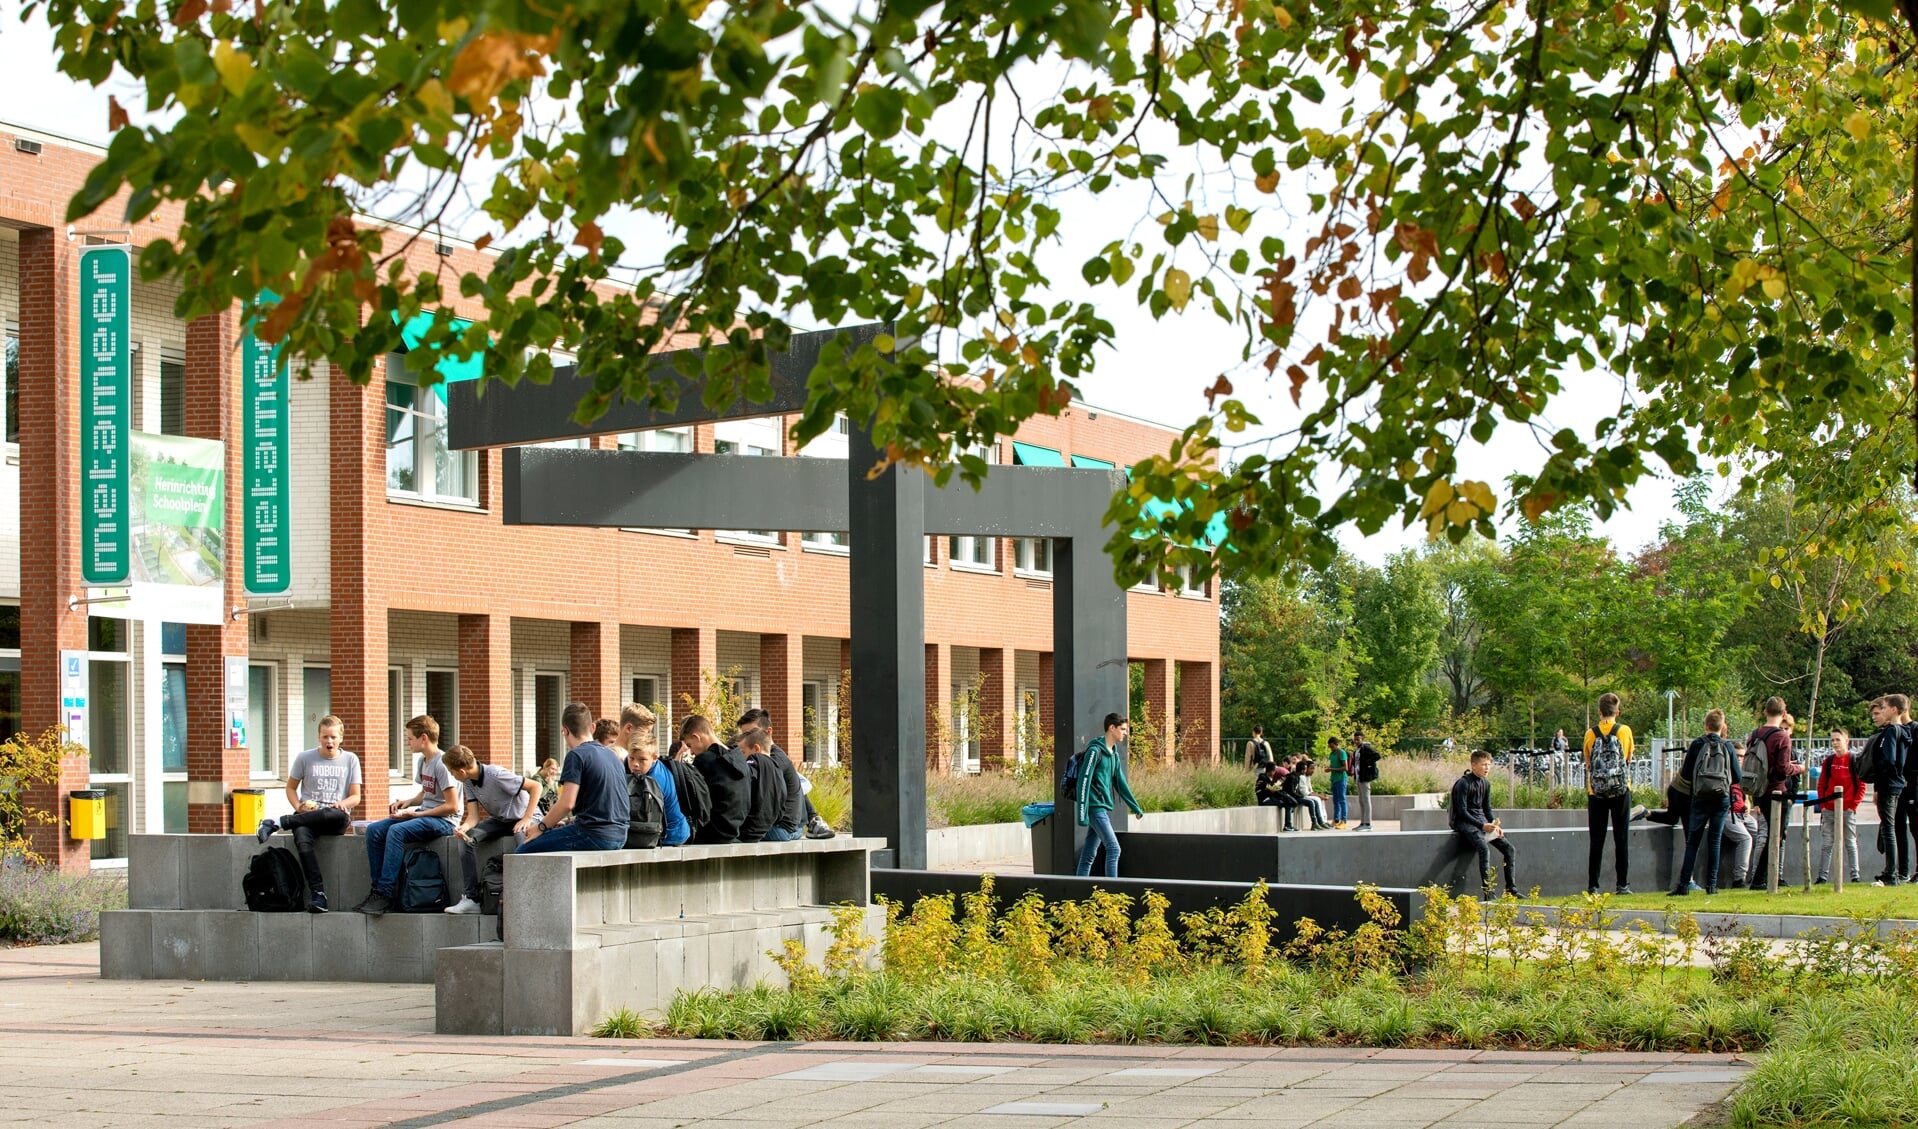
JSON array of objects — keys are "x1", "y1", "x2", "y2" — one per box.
[{"x1": 0, "y1": 942, "x2": 1750, "y2": 1128}]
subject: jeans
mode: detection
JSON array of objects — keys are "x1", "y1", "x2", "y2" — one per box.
[
  {"x1": 1354, "y1": 780, "x2": 1374, "y2": 825},
  {"x1": 1750, "y1": 792, "x2": 1791, "y2": 887},
  {"x1": 1303, "y1": 796, "x2": 1328, "y2": 828},
  {"x1": 1817, "y1": 806, "x2": 1860, "y2": 883},
  {"x1": 515, "y1": 823, "x2": 626, "y2": 854},
  {"x1": 1074, "y1": 810, "x2": 1121, "y2": 877},
  {"x1": 1457, "y1": 828, "x2": 1516, "y2": 894},
  {"x1": 457, "y1": 816, "x2": 527, "y2": 900},
  {"x1": 364, "y1": 815, "x2": 456, "y2": 896},
  {"x1": 1677, "y1": 794, "x2": 1729, "y2": 892},
  {"x1": 1331, "y1": 776, "x2": 1348, "y2": 823},
  {"x1": 1587, "y1": 792, "x2": 1631, "y2": 889},
  {"x1": 1893, "y1": 790, "x2": 1917, "y2": 879},
  {"x1": 1722, "y1": 811, "x2": 1757, "y2": 885},
  {"x1": 278, "y1": 806, "x2": 349, "y2": 893},
  {"x1": 1874, "y1": 787, "x2": 1904, "y2": 878},
  {"x1": 762, "y1": 825, "x2": 799, "y2": 842}
]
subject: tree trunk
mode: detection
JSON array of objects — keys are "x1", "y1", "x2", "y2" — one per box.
[{"x1": 1806, "y1": 632, "x2": 1827, "y2": 740}]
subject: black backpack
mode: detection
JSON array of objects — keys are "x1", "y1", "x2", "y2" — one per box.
[
  {"x1": 398, "y1": 848, "x2": 450, "y2": 913},
  {"x1": 1856, "y1": 729, "x2": 1884, "y2": 785},
  {"x1": 243, "y1": 846, "x2": 306, "y2": 912},
  {"x1": 1692, "y1": 734, "x2": 1735, "y2": 800},
  {"x1": 479, "y1": 856, "x2": 504, "y2": 917},
  {"x1": 625, "y1": 771, "x2": 665, "y2": 849},
  {"x1": 667, "y1": 757, "x2": 710, "y2": 838}
]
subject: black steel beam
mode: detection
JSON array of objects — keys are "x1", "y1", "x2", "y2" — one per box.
[
  {"x1": 1046, "y1": 533, "x2": 1131, "y2": 874},
  {"x1": 847, "y1": 426, "x2": 928, "y2": 869},
  {"x1": 446, "y1": 323, "x2": 886, "y2": 450}
]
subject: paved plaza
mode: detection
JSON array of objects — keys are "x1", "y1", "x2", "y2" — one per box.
[{"x1": 0, "y1": 941, "x2": 1747, "y2": 1128}]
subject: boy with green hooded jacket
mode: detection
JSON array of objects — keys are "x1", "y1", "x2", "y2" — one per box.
[{"x1": 1074, "y1": 712, "x2": 1147, "y2": 877}]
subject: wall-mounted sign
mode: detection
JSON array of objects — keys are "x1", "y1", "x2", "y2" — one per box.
[
  {"x1": 224, "y1": 656, "x2": 249, "y2": 750},
  {"x1": 242, "y1": 320, "x2": 290, "y2": 594},
  {"x1": 80, "y1": 245, "x2": 131, "y2": 584},
  {"x1": 60, "y1": 649, "x2": 88, "y2": 749}
]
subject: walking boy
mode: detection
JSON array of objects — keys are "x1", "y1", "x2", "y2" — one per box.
[
  {"x1": 1245, "y1": 726, "x2": 1275, "y2": 769},
  {"x1": 443, "y1": 745, "x2": 542, "y2": 913},
  {"x1": 1583, "y1": 692, "x2": 1634, "y2": 894},
  {"x1": 259, "y1": 715, "x2": 361, "y2": 913},
  {"x1": 1073, "y1": 713, "x2": 1147, "y2": 877},
  {"x1": 1451, "y1": 750, "x2": 1516, "y2": 896},
  {"x1": 518, "y1": 702, "x2": 630, "y2": 853},
  {"x1": 355, "y1": 716, "x2": 462, "y2": 915}
]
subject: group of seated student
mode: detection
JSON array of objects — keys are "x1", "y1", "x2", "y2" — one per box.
[
  {"x1": 1252, "y1": 754, "x2": 1331, "y2": 831},
  {"x1": 260, "y1": 701, "x2": 836, "y2": 915}
]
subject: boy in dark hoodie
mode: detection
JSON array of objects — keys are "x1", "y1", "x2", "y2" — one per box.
[
  {"x1": 736, "y1": 726, "x2": 789, "y2": 843},
  {"x1": 689, "y1": 716, "x2": 752, "y2": 844}
]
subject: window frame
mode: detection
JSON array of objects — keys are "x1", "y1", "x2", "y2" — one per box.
[
  {"x1": 247, "y1": 661, "x2": 278, "y2": 779},
  {"x1": 1013, "y1": 537, "x2": 1053, "y2": 578},
  {"x1": 947, "y1": 534, "x2": 998, "y2": 574},
  {"x1": 383, "y1": 352, "x2": 481, "y2": 507}
]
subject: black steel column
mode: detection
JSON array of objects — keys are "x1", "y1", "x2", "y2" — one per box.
[
  {"x1": 848, "y1": 425, "x2": 927, "y2": 869},
  {"x1": 1047, "y1": 533, "x2": 1131, "y2": 873}
]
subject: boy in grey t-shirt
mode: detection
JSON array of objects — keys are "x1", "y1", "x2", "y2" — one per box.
[
  {"x1": 258, "y1": 716, "x2": 362, "y2": 913},
  {"x1": 355, "y1": 715, "x2": 464, "y2": 916},
  {"x1": 442, "y1": 745, "x2": 542, "y2": 914}
]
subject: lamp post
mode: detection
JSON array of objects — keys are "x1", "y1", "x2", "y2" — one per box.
[{"x1": 1663, "y1": 689, "x2": 1678, "y2": 788}]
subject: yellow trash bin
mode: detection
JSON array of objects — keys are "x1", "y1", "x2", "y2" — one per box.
[
  {"x1": 69, "y1": 789, "x2": 106, "y2": 840},
  {"x1": 232, "y1": 788, "x2": 267, "y2": 837}
]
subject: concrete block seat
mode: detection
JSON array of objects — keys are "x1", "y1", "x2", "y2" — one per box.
[
  {"x1": 435, "y1": 837, "x2": 887, "y2": 1036},
  {"x1": 102, "y1": 831, "x2": 508, "y2": 983}
]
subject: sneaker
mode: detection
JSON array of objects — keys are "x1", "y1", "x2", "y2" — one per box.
[
  {"x1": 1616, "y1": 885, "x2": 1633, "y2": 896},
  {"x1": 445, "y1": 896, "x2": 481, "y2": 915},
  {"x1": 1586, "y1": 886, "x2": 1601, "y2": 896},
  {"x1": 1688, "y1": 882, "x2": 1705, "y2": 893},
  {"x1": 307, "y1": 890, "x2": 328, "y2": 914},
  {"x1": 804, "y1": 818, "x2": 837, "y2": 840},
  {"x1": 256, "y1": 817, "x2": 279, "y2": 844},
  {"x1": 1629, "y1": 805, "x2": 1649, "y2": 822},
  {"x1": 353, "y1": 892, "x2": 393, "y2": 916},
  {"x1": 1668, "y1": 886, "x2": 1689, "y2": 897},
  {"x1": 1356, "y1": 824, "x2": 1373, "y2": 831}
]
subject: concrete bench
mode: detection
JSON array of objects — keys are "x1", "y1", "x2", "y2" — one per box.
[
  {"x1": 435, "y1": 837, "x2": 886, "y2": 1036},
  {"x1": 102, "y1": 831, "x2": 507, "y2": 984}
]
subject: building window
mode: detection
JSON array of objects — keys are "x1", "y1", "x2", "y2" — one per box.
[
  {"x1": 385, "y1": 352, "x2": 479, "y2": 505},
  {"x1": 715, "y1": 419, "x2": 779, "y2": 543},
  {"x1": 387, "y1": 667, "x2": 406, "y2": 777},
  {"x1": 1016, "y1": 686, "x2": 1040, "y2": 764},
  {"x1": 796, "y1": 413, "x2": 850, "y2": 460},
  {"x1": 1175, "y1": 564, "x2": 1208, "y2": 598},
  {"x1": 248, "y1": 664, "x2": 276, "y2": 776},
  {"x1": 425, "y1": 669, "x2": 457, "y2": 750},
  {"x1": 1014, "y1": 538, "x2": 1052, "y2": 576},
  {"x1": 302, "y1": 667, "x2": 332, "y2": 753},
  {"x1": 949, "y1": 535, "x2": 996, "y2": 572},
  {"x1": 159, "y1": 354, "x2": 185, "y2": 437},
  {"x1": 924, "y1": 536, "x2": 937, "y2": 567},
  {"x1": 86, "y1": 617, "x2": 132, "y2": 863},
  {"x1": 0, "y1": 605, "x2": 20, "y2": 746},
  {"x1": 3, "y1": 325, "x2": 18, "y2": 445},
  {"x1": 802, "y1": 530, "x2": 849, "y2": 553},
  {"x1": 631, "y1": 676, "x2": 667, "y2": 746}
]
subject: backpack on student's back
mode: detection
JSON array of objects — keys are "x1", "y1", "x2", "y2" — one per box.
[
  {"x1": 667, "y1": 757, "x2": 711, "y2": 838},
  {"x1": 1586, "y1": 725, "x2": 1630, "y2": 798},
  {"x1": 625, "y1": 771, "x2": 665, "y2": 849},
  {"x1": 1743, "y1": 727, "x2": 1775, "y2": 791},
  {"x1": 242, "y1": 846, "x2": 307, "y2": 912},
  {"x1": 398, "y1": 848, "x2": 450, "y2": 913},
  {"x1": 1692, "y1": 734, "x2": 1735, "y2": 800},
  {"x1": 1060, "y1": 751, "x2": 1084, "y2": 800},
  {"x1": 1856, "y1": 729, "x2": 1884, "y2": 785},
  {"x1": 479, "y1": 856, "x2": 505, "y2": 917}
]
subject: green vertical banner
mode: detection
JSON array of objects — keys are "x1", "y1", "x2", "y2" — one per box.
[
  {"x1": 80, "y1": 245, "x2": 131, "y2": 585},
  {"x1": 242, "y1": 317, "x2": 290, "y2": 594}
]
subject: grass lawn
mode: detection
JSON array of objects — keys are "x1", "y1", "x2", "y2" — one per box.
[{"x1": 1535, "y1": 884, "x2": 1918, "y2": 920}]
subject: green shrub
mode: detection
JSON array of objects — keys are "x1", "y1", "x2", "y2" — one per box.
[{"x1": 0, "y1": 865, "x2": 126, "y2": 945}]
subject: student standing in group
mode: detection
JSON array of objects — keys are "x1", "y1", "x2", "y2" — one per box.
[
  {"x1": 442, "y1": 745, "x2": 542, "y2": 913},
  {"x1": 1245, "y1": 726, "x2": 1275, "y2": 770},
  {"x1": 1670, "y1": 709, "x2": 1739, "y2": 896},
  {"x1": 1325, "y1": 735, "x2": 1351, "y2": 829},
  {"x1": 619, "y1": 704, "x2": 690, "y2": 846},
  {"x1": 258, "y1": 715, "x2": 362, "y2": 914},
  {"x1": 1817, "y1": 728, "x2": 1863, "y2": 885},
  {"x1": 1353, "y1": 730, "x2": 1380, "y2": 831},
  {"x1": 517, "y1": 703, "x2": 630, "y2": 853},
  {"x1": 1074, "y1": 712, "x2": 1147, "y2": 877},
  {"x1": 689, "y1": 716, "x2": 752, "y2": 844},
  {"x1": 1744, "y1": 696, "x2": 1803, "y2": 889},
  {"x1": 1451, "y1": 750, "x2": 1516, "y2": 897},
  {"x1": 1886, "y1": 694, "x2": 1917, "y2": 886},
  {"x1": 1583, "y1": 692, "x2": 1635, "y2": 895},
  {"x1": 356, "y1": 716, "x2": 462, "y2": 915}
]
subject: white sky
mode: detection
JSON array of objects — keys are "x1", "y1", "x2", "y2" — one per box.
[{"x1": 0, "y1": 6, "x2": 1695, "y2": 565}]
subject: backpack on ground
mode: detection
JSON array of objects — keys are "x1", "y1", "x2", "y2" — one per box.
[
  {"x1": 1586, "y1": 725, "x2": 1630, "y2": 798},
  {"x1": 1743, "y1": 727, "x2": 1775, "y2": 791},
  {"x1": 242, "y1": 846, "x2": 307, "y2": 912},
  {"x1": 398, "y1": 847, "x2": 450, "y2": 913},
  {"x1": 667, "y1": 757, "x2": 711, "y2": 838},
  {"x1": 479, "y1": 856, "x2": 504, "y2": 917},
  {"x1": 1692, "y1": 734, "x2": 1734, "y2": 800},
  {"x1": 625, "y1": 771, "x2": 665, "y2": 849}
]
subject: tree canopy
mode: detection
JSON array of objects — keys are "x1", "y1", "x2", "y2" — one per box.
[{"x1": 29, "y1": 0, "x2": 1918, "y2": 583}]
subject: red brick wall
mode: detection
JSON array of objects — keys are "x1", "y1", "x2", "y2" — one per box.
[{"x1": 457, "y1": 613, "x2": 512, "y2": 765}]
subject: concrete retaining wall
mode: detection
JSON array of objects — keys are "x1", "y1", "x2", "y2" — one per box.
[{"x1": 1501, "y1": 903, "x2": 1918, "y2": 941}]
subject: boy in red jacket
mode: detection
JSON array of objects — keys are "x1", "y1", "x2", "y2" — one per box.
[{"x1": 1817, "y1": 728, "x2": 1864, "y2": 884}]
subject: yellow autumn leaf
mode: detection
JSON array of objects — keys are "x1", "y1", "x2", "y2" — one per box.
[
  {"x1": 1164, "y1": 268, "x2": 1192, "y2": 311},
  {"x1": 1460, "y1": 479, "x2": 1496, "y2": 512},
  {"x1": 233, "y1": 123, "x2": 277, "y2": 155},
  {"x1": 1761, "y1": 277, "x2": 1786, "y2": 300},
  {"x1": 417, "y1": 79, "x2": 454, "y2": 118},
  {"x1": 1419, "y1": 478, "x2": 1454, "y2": 519},
  {"x1": 1195, "y1": 215, "x2": 1220, "y2": 242},
  {"x1": 213, "y1": 41, "x2": 253, "y2": 97},
  {"x1": 436, "y1": 17, "x2": 471, "y2": 41},
  {"x1": 1273, "y1": 5, "x2": 1294, "y2": 28},
  {"x1": 1769, "y1": 573, "x2": 1782, "y2": 589},
  {"x1": 1845, "y1": 110, "x2": 1871, "y2": 142}
]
